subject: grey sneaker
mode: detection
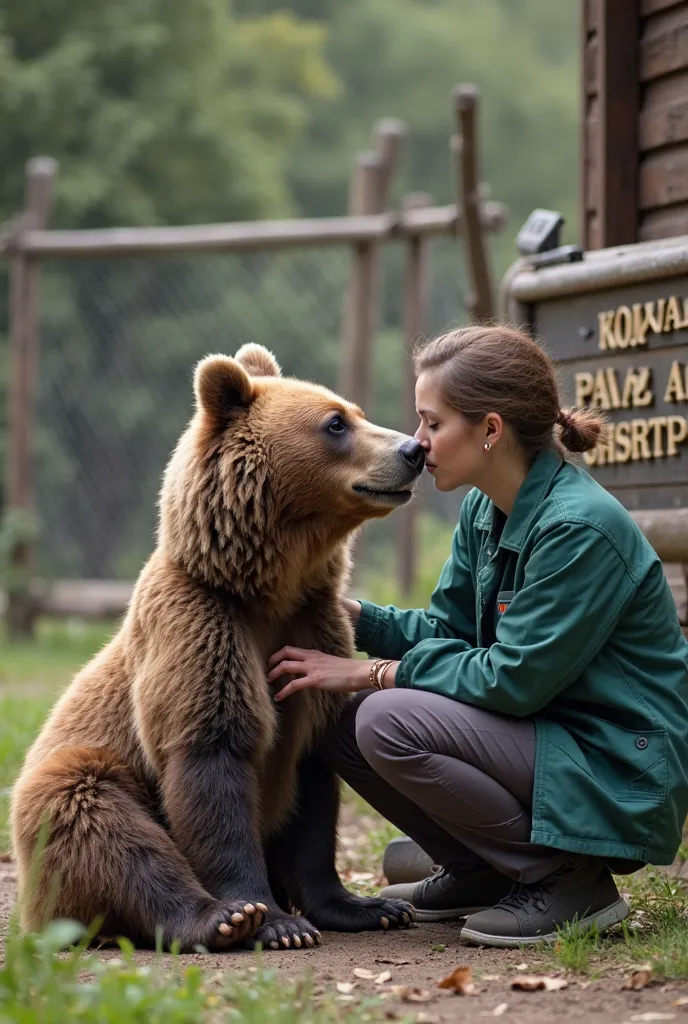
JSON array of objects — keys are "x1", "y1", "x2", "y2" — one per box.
[
  {"x1": 460, "y1": 858, "x2": 629, "y2": 948},
  {"x1": 378, "y1": 865, "x2": 514, "y2": 922}
]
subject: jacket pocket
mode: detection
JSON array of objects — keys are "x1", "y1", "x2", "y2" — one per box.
[{"x1": 616, "y1": 727, "x2": 667, "y2": 804}]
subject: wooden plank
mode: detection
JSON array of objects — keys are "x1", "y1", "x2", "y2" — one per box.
[
  {"x1": 2, "y1": 203, "x2": 509, "y2": 260},
  {"x1": 641, "y1": 0, "x2": 688, "y2": 15},
  {"x1": 639, "y1": 71, "x2": 688, "y2": 149},
  {"x1": 640, "y1": 5, "x2": 688, "y2": 81},
  {"x1": 597, "y1": 0, "x2": 640, "y2": 246},
  {"x1": 584, "y1": 34, "x2": 600, "y2": 94},
  {"x1": 639, "y1": 144, "x2": 688, "y2": 207},
  {"x1": 639, "y1": 201, "x2": 688, "y2": 237},
  {"x1": 585, "y1": 0, "x2": 601, "y2": 34},
  {"x1": 584, "y1": 106, "x2": 600, "y2": 212}
]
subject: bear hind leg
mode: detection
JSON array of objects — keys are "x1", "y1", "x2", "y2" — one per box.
[{"x1": 11, "y1": 746, "x2": 263, "y2": 950}]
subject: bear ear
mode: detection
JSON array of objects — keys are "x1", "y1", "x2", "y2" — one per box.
[
  {"x1": 194, "y1": 355, "x2": 254, "y2": 420},
  {"x1": 234, "y1": 343, "x2": 282, "y2": 378}
]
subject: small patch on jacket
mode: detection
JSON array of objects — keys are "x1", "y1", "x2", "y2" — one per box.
[{"x1": 496, "y1": 591, "x2": 514, "y2": 615}]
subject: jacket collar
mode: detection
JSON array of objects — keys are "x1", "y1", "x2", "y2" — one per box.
[{"x1": 474, "y1": 448, "x2": 564, "y2": 552}]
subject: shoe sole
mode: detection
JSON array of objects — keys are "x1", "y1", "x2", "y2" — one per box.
[
  {"x1": 459, "y1": 897, "x2": 630, "y2": 948},
  {"x1": 412, "y1": 905, "x2": 494, "y2": 922}
]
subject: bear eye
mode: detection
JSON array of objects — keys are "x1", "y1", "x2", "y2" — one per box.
[{"x1": 328, "y1": 415, "x2": 347, "y2": 435}]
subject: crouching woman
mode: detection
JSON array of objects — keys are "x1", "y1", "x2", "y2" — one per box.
[{"x1": 268, "y1": 326, "x2": 688, "y2": 948}]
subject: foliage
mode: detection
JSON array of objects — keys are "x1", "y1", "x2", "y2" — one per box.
[
  {"x1": 249, "y1": 0, "x2": 580, "y2": 276},
  {"x1": 0, "y1": 0, "x2": 337, "y2": 230},
  {"x1": 0, "y1": 917, "x2": 396, "y2": 1022},
  {"x1": 0, "y1": 0, "x2": 580, "y2": 580},
  {"x1": 550, "y1": 870, "x2": 688, "y2": 979}
]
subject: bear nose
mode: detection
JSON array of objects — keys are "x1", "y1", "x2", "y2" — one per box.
[{"x1": 398, "y1": 438, "x2": 425, "y2": 473}]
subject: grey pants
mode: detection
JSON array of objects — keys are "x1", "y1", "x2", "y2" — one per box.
[{"x1": 323, "y1": 688, "x2": 579, "y2": 885}]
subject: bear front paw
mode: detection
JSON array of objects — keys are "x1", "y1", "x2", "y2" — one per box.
[
  {"x1": 310, "y1": 893, "x2": 416, "y2": 933},
  {"x1": 248, "y1": 912, "x2": 322, "y2": 951}
]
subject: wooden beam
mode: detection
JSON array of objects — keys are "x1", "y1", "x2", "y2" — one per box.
[
  {"x1": 598, "y1": 0, "x2": 640, "y2": 246},
  {"x1": 1, "y1": 204, "x2": 508, "y2": 261}
]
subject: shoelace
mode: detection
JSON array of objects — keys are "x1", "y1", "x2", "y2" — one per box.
[{"x1": 497, "y1": 882, "x2": 549, "y2": 914}]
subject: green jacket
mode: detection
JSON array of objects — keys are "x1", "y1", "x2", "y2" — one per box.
[{"x1": 356, "y1": 448, "x2": 688, "y2": 866}]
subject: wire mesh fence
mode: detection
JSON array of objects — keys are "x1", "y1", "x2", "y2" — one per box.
[{"x1": 19, "y1": 236, "x2": 464, "y2": 582}]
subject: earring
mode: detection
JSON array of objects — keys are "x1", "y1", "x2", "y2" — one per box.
[{"x1": 484, "y1": 441, "x2": 492, "y2": 452}]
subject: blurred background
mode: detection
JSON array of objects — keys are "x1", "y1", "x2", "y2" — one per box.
[{"x1": 0, "y1": 0, "x2": 579, "y2": 611}]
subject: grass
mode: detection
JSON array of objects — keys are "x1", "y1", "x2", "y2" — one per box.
[
  {"x1": 551, "y1": 869, "x2": 688, "y2": 979},
  {"x1": 0, "y1": 618, "x2": 115, "y2": 849},
  {"x1": 0, "y1": 919, "x2": 400, "y2": 1023}
]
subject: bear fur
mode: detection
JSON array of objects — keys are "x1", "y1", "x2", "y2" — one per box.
[{"x1": 11, "y1": 344, "x2": 424, "y2": 951}]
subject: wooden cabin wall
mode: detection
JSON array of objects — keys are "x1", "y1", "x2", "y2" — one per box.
[{"x1": 582, "y1": 0, "x2": 688, "y2": 249}]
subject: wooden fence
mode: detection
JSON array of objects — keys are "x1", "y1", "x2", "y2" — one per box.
[{"x1": 0, "y1": 86, "x2": 508, "y2": 637}]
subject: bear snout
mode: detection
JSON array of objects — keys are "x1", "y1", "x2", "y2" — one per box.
[{"x1": 397, "y1": 438, "x2": 425, "y2": 475}]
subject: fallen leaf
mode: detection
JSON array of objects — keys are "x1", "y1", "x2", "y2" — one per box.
[
  {"x1": 375, "y1": 971, "x2": 393, "y2": 985},
  {"x1": 337, "y1": 995, "x2": 356, "y2": 1004},
  {"x1": 375, "y1": 958, "x2": 411, "y2": 966},
  {"x1": 493, "y1": 1003, "x2": 509, "y2": 1016},
  {"x1": 630, "y1": 1011, "x2": 675, "y2": 1019},
  {"x1": 482, "y1": 974, "x2": 501, "y2": 982},
  {"x1": 337, "y1": 982, "x2": 357, "y2": 995},
  {"x1": 415, "y1": 1015, "x2": 439, "y2": 1024},
  {"x1": 437, "y1": 966, "x2": 477, "y2": 996},
  {"x1": 511, "y1": 975, "x2": 568, "y2": 992},
  {"x1": 623, "y1": 965, "x2": 654, "y2": 991},
  {"x1": 673, "y1": 997, "x2": 688, "y2": 1007},
  {"x1": 353, "y1": 968, "x2": 377, "y2": 980},
  {"x1": 349, "y1": 872, "x2": 375, "y2": 883},
  {"x1": 391, "y1": 985, "x2": 434, "y2": 1003},
  {"x1": 515, "y1": 963, "x2": 529, "y2": 971}
]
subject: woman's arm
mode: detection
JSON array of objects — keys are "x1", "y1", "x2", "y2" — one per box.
[
  {"x1": 350, "y1": 492, "x2": 479, "y2": 661},
  {"x1": 395, "y1": 520, "x2": 637, "y2": 716}
]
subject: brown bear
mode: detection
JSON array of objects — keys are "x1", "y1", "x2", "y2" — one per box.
[{"x1": 11, "y1": 344, "x2": 424, "y2": 952}]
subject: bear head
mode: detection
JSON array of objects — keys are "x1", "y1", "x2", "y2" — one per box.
[{"x1": 158, "y1": 344, "x2": 424, "y2": 604}]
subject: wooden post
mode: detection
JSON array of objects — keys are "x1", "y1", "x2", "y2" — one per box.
[
  {"x1": 581, "y1": 0, "x2": 639, "y2": 249},
  {"x1": 5, "y1": 157, "x2": 57, "y2": 640},
  {"x1": 397, "y1": 193, "x2": 431, "y2": 597},
  {"x1": 339, "y1": 153, "x2": 382, "y2": 408},
  {"x1": 339, "y1": 120, "x2": 407, "y2": 409},
  {"x1": 451, "y1": 84, "x2": 494, "y2": 324}
]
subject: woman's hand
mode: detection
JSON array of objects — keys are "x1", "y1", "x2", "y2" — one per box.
[
  {"x1": 341, "y1": 598, "x2": 362, "y2": 626},
  {"x1": 266, "y1": 647, "x2": 398, "y2": 701}
]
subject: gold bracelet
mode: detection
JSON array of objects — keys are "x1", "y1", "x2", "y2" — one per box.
[
  {"x1": 369, "y1": 659, "x2": 393, "y2": 691},
  {"x1": 379, "y1": 660, "x2": 393, "y2": 688}
]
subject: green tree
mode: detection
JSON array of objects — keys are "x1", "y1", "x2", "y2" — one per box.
[
  {"x1": 0, "y1": 0, "x2": 337, "y2": 229},
  {"x1": 240, "y1": 0, "x2": 580, "y2": 275}
]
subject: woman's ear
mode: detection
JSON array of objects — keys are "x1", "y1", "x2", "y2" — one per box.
[{"x1": 484, "y1": 412, "x2": 504, "y2": 445}]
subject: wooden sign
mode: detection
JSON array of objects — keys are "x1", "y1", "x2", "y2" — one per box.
[{"x1": 534, "y1": 275, "x2": 688, "y2": 509}]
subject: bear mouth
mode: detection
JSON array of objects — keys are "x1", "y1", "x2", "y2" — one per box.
[{"x1": 352, "y1": 485, "x2": 413, "y2": 506}]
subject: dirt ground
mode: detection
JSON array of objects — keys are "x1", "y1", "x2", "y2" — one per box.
[{"x1": 1, "y1": 858, "x2": 686, "y2": 1024}]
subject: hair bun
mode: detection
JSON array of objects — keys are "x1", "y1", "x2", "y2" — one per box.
[{"x1": 556, "y1": 406, "x2": 604, "y2": 454}]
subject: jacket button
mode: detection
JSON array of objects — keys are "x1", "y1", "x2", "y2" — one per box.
[{"x1": 635, "y1": 737, "x2": 648, "y2": 750}]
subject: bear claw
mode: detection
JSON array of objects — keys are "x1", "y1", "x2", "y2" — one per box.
[{"x1": 249, "y1": 912, "x2": 321, "y2": 952}]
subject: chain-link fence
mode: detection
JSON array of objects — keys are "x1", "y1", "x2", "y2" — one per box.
[{"x1": 30, "y1": 237, "x2": 465, "y2": 582}]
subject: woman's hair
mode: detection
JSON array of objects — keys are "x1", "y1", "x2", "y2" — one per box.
[{"x1": 413, "y1": 325, "x2": 605, "y2": 457}]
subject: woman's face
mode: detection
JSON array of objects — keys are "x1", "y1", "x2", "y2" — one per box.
[{"x1": 414, "y1": 370, "x2": 494, "y2": 492}]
